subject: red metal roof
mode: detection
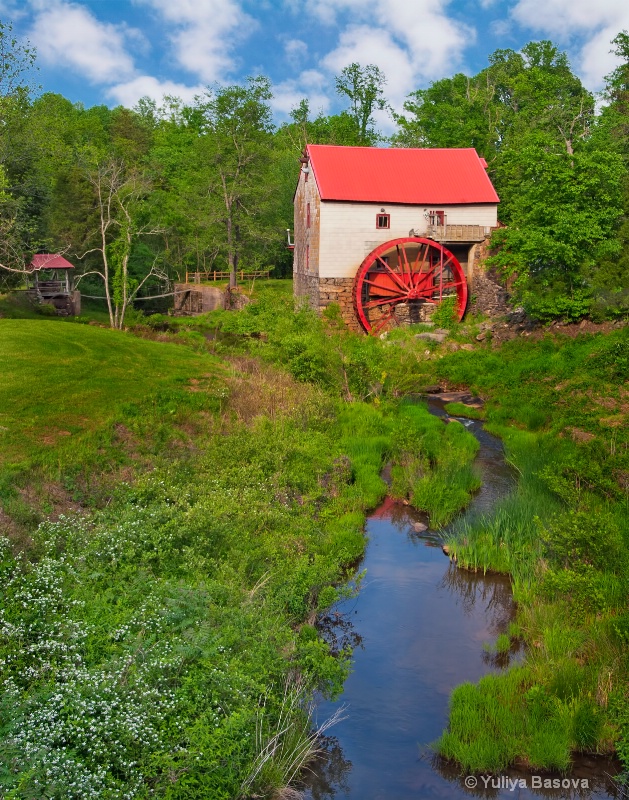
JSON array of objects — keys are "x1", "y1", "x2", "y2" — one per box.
[
  {"x1": 306, "y1": 145, "x2": 499, "y2": 205},
  {"x1": 29, "y1": 254, "x2": 75, "y2": 271}
]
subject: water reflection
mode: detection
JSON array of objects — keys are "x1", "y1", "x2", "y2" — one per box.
[
  {"x1": 301, "y1": 736, "x2": 353, "y2": 800},
  {"x1": 432, "y1": 754, "x2": 622, "y2": 799},
  {"x1": 302, "y1": 411, "x2": 619, "y2": 800}
]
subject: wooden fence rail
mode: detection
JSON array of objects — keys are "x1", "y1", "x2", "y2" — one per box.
[{"x1": 184, "y1": 269, "x2": 272, "y2": 284}]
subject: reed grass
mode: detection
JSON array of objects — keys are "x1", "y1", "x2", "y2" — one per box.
[
  {"x1": 389, "y1": 403, "x2": 481, "y2": 526},
  {"x1": 240, "y1": 679, "x2": 345, "y2": 799}
]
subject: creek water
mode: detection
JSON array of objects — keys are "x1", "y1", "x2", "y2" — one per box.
[{"x1": 302, "y1": 402, "x2": 620, "y2": 800}]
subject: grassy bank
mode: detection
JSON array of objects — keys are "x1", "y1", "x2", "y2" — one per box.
[
  {"x1": 6, "y1": 282, "x2": 626, "y2": 785},
  {"x1": 202, "y1": 288, "x2": 629, "y2": 774},
  {"x1": 431, "y1": 330, "x2": 629, "y2": 773},
  {"x1": 0, "y1": 308, "x2": 480, "y2": 799}
]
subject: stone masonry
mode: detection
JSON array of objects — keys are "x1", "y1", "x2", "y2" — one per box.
[
  {"x1": 318, "y1": 277, "x2": 363, "y2": 332},
  {"x1": 467, "y1": 237, "x2": 510, "y2": 317}
]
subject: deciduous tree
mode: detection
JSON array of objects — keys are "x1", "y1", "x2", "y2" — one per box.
[
  {"x1": 79, "y1": 157, "x2": 164, "y2": 329},
  {"x1": 335, "y1": 63, "x2": 388, "y2": 145}
]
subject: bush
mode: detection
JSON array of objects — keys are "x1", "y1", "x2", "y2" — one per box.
[
  {"x1": 430, "y1": 295, "x2": 459, "y2": 328},
  {"x1": 522, "y1": 287, "x2": 592, "y2": 323}
]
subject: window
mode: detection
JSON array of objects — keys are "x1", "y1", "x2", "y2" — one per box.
[
  {"x1": 429, "y1": 210, "x2": 445, "y2": 225},
  {"x1": 306, "y1": 244, "x2": 310, "y2": 271},
  {"x1": 307, "y1": 202, "x2": 310, "y2": 228},
  {"x1": 376, "y1": 213, "x2": 390, "y2": 229}
]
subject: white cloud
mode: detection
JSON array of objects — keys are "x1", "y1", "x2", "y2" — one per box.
[
  {"x1": 303, "y1": 0, "x2": 365, "y2": 26},
  {"x1": 271, "y1": 69, "x2": 331, "y2": 116},
  {"x1": 106, "y1": 76, "x2": 205, "y2": 107},
  {"x1": 284, "y1": 39, "x2": 308, "y2": 69},
  {"x1": 28, "y1": 0, "x2": 137, "y2": 83},
  {"x1": 137, "y1": 0, "x2": 257, "y2": 83},
  {"x1": 0, "y1": 1, "x2": 29, "y2": 19},
  {"x1": 512, "y1": 0, "x2": 624, "y2": 36},
  {"x1": 510, "y1": 0, "x2": 629, "y2": 89},
  {"x1": 322, "y1": 25, "x2": 416, "y2": 108},
  {"x1": 579, "y1": 25, "x2": 626, "y2": 87},
  {"x1": 300, "y1": 0, "x2": 473, "y2": 122},
  {"x1": 490, "y1": 18, "x2": 513, "y2": 37}
]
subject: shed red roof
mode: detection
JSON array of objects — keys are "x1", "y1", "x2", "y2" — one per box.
[
  {"x1": 29, "y1": 254, "x2": 75, "y2": 271},
  {"x1": 306, "y1": 145, "x2": 499, "y2": 205}
]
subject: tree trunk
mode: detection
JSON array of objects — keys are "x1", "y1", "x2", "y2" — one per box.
[{"x1": 227, "y1": 213, "x2": 237, "y2": 289}]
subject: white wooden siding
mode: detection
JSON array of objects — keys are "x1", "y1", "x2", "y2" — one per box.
[{"x1": 318, "y1": 202, "x2": 498, "y2": 279}]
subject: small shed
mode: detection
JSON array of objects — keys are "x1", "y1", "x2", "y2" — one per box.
[
  {"x1": 293, "y1": 145, "x2": 501, "y2": 332},
  {"x1": 27, "y1": 254, "x2": 80, "y2": 316}
]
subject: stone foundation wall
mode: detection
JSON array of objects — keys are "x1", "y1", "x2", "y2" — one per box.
[
  {"x1": 294, "y1": 273, "x2": 320, "y2": 310},
  {"x1": 468, "y1": 239, "x2": 510, "y2": 317},
  {"x1": 174, "y1": 284, "x2": 226, "y2": 314},
  {"x1": 173, "y1": 284, "x2": 251, "y2": 315},
  {"x1": 317, "y1": 278, "x2": 440, "y2": 332},
  {"x1": 318, "y1": 277, "x2": 363, "y2": 332}
]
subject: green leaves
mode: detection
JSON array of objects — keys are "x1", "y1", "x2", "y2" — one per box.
[
  {"x1": 335, "y1": 63, "x2": 389, "y2": 145},
  {"x1": 392, "y1": 37, "x2": 628, "y2": 321}
]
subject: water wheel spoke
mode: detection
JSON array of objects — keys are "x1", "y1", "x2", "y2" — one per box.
[
  {"x1": 364, "y1": 294, "x2": 406, "y2": 309},
  {"x1": 414, "y1": 262, "x2": 439, "y2": 290},
  {"x1": 397, "y1": 243, "x2": 412, "y2": 279},
  {"x1": 415, "y1": 284, "x2": 440, "y2": 299},
  {"x1": 410, "y1": 245, "x2": 428, "y2": 286},
  {"x1": 376, "y1": 258, "x2": 407, "y2": 292},
  {"x1": 354, "y1": 237, "x2": 467, "y2": 332},
  {"x1": 362, "y1": 277, "x2": 402, "y2": 295},
  {"x1": 371, "y1": 309, "x2": 395, "y2": 334}
]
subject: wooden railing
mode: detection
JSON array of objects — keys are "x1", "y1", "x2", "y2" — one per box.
[
  {"x1": 34, "y1": 280, "x2": 70, "y2": 295},
  {"x1": 427, "y1": 225, "x2": 490, "y2": 242},
  {"x1": 184, "y1": 269, "x2": 272, "y2": 284}
]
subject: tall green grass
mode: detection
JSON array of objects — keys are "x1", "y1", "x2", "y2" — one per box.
[
  {"x1": 390, "y1": 402, "x2": 481, "y2": 526},
  {"x1": 437, "y1": 666, "x2": 594, "y2": 773},
  {"x1": 432, "y1": 332, "x2": 629, "y2": 774}
]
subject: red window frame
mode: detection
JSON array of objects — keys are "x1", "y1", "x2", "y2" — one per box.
[
  {"x1": 376, "y1": 213, "x2": 390, "y2": 229},
  {"x1": 430, "y1": 210, "x2": 445, "y2": 225},
  {"x1": 307, "y1": 202, "x2": 310, "y2": 228}
]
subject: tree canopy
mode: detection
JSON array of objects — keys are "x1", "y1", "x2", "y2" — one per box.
[{"x1": 1, "y1": 33, "x2": 628, "y2": 322}]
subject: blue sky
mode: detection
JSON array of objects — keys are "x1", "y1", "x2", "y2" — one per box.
[{"x1": 3, "y1": 0, "x2": 628, "y2": 131}]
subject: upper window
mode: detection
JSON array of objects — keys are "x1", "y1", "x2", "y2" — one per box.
[
  {"x1": 376, "y1": 213, "x2": 390, "y2": 229},
  {"x1": 307, "y1": 202, "x2": 311, "y2": 228},
  {"x1": 429, "y1": 210, "x2": 445, "y2": 225}
]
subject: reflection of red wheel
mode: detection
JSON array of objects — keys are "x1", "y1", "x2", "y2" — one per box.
[{"x1": 353, "y1": 237, "x2": 468, "y2": 334}]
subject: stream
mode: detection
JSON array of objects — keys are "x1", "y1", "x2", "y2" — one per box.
[{"x1": 302, "y1": 399, "x2": 620, "y2": 800}]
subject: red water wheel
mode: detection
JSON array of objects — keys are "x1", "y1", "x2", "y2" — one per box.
[{"x1": 353, "y1": 237, "x2": 468, "y2": 334}]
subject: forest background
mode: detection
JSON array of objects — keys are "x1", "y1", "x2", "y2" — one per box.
[{"x1": 1, "y1": 21, "x2": 629, "y2": 325}]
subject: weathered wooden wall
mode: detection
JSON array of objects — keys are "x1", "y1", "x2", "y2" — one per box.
[{"x1": 293, "y1": 168, "x2": 321, "y2": 309}]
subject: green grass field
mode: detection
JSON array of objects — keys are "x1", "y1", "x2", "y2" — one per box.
[{"x1": 0, "y1": 319, "x2": 223, "y2": 475}]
